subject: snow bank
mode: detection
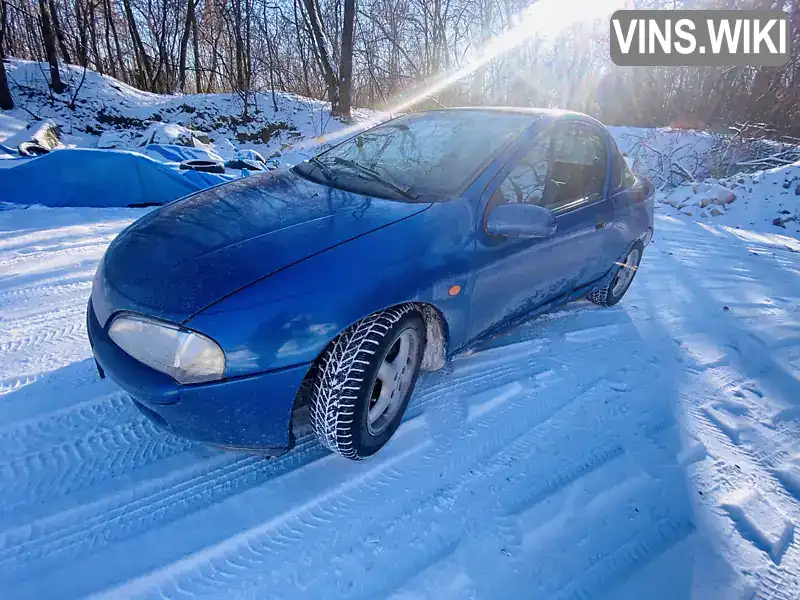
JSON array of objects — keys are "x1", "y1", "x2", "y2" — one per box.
[
  {"x1": 1, "y1": 58, "x2": 372, "y2": 166},
  {"x1": 0, "y1": 59, "x2": 384, "y2": 208},
  {"x1": 656, "y1": 160, "x2": 800, "y2": 235}
]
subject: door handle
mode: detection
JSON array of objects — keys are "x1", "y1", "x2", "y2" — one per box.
[{"x1": 595, "y1": 221, "x2": 606, "y2": 230}]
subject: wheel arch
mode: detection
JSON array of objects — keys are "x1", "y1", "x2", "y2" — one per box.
[{"x1": 291, "y1": 301, "x2": 449, "y2": 416}]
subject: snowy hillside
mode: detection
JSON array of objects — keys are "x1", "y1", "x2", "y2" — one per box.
[
  {"x1": 612, "y1": 126, "x2": 800, "y2": 236},
  {"x1": 1, "y1": 58, "x2": 375, "y2": 166},
  {"x1": 2, "y1": 60, "x2": 798, "y2": 234}
]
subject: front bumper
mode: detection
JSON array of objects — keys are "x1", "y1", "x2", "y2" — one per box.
[{"x1": 87, "y1": 299, "x2": 309, "y2": 453}]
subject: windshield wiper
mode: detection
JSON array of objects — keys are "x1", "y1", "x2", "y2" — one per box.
[
  {"x1": 309, "y1": 156, "x2": 336, "y2": 181},
  {"x1": 331, "y1": 157, "x2": 419, "y2": 200}
]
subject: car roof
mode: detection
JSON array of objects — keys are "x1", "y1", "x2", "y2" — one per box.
[
  {"x1": 420, "y1": 106, "x2": 604, "y2": 128},
  {"x1": 419, "y1": 106, "x2": 591, "y2": 122}
]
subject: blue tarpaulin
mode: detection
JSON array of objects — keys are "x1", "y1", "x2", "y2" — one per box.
[
  {"x1": 0, "y1": 148, "x2": 220, "y2": 208},
  {"x1": 143, "y1": 143, "x2": 224, "y2": 164}
]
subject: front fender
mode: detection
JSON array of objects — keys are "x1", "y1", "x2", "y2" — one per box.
[{"x1": 187, "y1": 200, "x2": 476, "y2": 377}]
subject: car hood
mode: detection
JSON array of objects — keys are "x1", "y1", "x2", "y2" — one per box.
[{"x1": 94, "y1": 170, "x2": 431, "y2": 325}]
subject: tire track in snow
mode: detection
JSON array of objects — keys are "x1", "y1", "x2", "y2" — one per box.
[
  {"x1": 0, "y1": 304, "x2": 86, "y2": 339},
  {"x1": 0, "y1": 242, "x2": 109, "y2": 272},
  {"x1": 0, "y1": 281, "x2": 92, "y2": 314},
  {"x1": 683, "y1": 372, "x2": 800, "y2": 599},
  {"x1": 0, "y1": 438, "x2": 330, "y2": 581},
  {"x1": 392, "y1": 366, "x2": 682, "y2": 600},
  {"x1": 651, "y1": 228, "x2": 800, "y2": 599},
  {"x1": 93, "y1": 353, "x2": 630, "y2": 600},
  {"x1": 0, "y1": 391, "x2": 135, "y2": 460},
  {"x1": 0, "y1": 321, "x2": 86, "y2": 357},
  {"x1": 0, "y1": 356, "x2": 576, "y2": 585},
  {"x1": 0, "y1": 373, "x2": 40, "y2": 396},
  {"x1": 0, "y1": 418, "x2": 195, "y2": 516}
]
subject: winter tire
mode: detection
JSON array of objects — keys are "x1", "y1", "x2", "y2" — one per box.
[
  {"x1": 225, "y1": 158, "x2": 265, "y2": 171},
  {"x1": 309, "y1": 304, "x2": 425, "y2": 460},
  {"x1": 587, "y1": 240, "x2": 643, "y2": 307},
  {"x1": 18, "y1": 142, "x2": 50, "y2": 157},
  {"x1": 179, "y1": 159, "x2": 225, "y2": 174}
]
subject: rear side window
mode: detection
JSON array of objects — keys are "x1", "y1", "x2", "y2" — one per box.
[
  {"x1": 610, "y1": 142, "x2": 637, "y2": 190},
  {"x1": 545, "y1": 124, "x2": 607, "y2": 209},
  {"x1": 622, "y1": 159, "x2": 637, "y2": 187}
]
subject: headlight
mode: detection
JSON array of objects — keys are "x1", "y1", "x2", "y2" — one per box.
[{"x1": 108, "y1": 314, "x2": 225, "y2": 384}]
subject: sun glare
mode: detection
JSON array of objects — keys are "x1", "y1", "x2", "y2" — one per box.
[{"x1": 296, "y1": 0, "x2": 627, "y2": 152}]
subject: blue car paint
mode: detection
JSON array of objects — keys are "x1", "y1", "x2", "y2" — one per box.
[
  {"x1": 88, "y1": 109, "x2": 654, "y2": 453},
  {"x1": 87, "y1": 302, "x2": 307, "y2": 449},
  {"x1": 92, "y1": 171, "x2": 431, "y2": 326}
]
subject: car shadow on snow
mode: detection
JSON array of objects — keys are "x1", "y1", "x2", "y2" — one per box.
[{"x1": 403, "y1": 296, "x2": 748, "y2": 599}]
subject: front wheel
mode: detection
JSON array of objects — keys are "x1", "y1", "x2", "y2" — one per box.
[
  {"x1": 309, "y1": 305, "x2": 425, "y2": 460},
  {"x1": 587, "y1": 240, "x2": 644, "y2": 306}
]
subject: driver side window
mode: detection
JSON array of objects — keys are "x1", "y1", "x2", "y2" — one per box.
[
  {"x1": 546, "y1": 124, "x2": 607, "y2": 210},
  {"x1": 495, "y1": 136, "x2": 550, "y2": 207}
]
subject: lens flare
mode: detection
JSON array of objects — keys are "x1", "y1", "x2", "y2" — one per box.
[{"x1": 293, "y1": 0, "x2": 626, "y2": 153}]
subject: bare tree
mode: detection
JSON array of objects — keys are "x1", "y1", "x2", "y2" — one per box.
[
  {"x1": 0, "y1": 0, "x2": 12, "y2": 109},
  {"x1": 179, "y1": 0, "x2": 198, "y2": 90},
  {"x1": 38, "y1": 0, "x2": 66, "y2": 93},
  {"x1": 0, "y1": 0, "x2": 798, "y2": 138},
  {"x1": 337, "y1": 0, "x2": 355, "y2": 117},
  {"x1": 48, "y1": 0, "x2": 71, "y2": 63}
]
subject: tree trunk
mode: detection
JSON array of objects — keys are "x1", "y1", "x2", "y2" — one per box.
[
  {"x1": 88, "y1": 3, "x2": 103, "y2": 74},
  {"x1": 300, "y1": 0, "x2": 339, "y2": 112},
  {"x1": 122, "y1": 0, "x2": 152, "y2": 89},
  {"x1": 192, "y1": 4, "x2": 202, "y2": 93},
  {"x1": 337, "y1": 0, "x2": 355, "y2": 118},
  {"x1": 178, "y1": 0, "x2": 195, "y2": 91},
  {"x1": 39, "y1": 0, "x2": 66, "y2": 93},
  {"x1": 104, "y1": 0, "x2": 125, "y2": 80},
  {"x1": 48, "y1": 0, "x2": 71, "y2": 64},
  {"x1": 73, "y1": 0, "x2": 88, "y2": 66},
  {"x1": 0, "y1": 56, "x2": 12, "y2": 110},
  {"x1": 293, "y1": 0, "x2": 311, "y2": 97},
  {"x1": 102, "y1": 0, "x2": 116, "y2": 77},
  {"x1": 0, "y1": 0, "x2": 12, "y2": 110}
]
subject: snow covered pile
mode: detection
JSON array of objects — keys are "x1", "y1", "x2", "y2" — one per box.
[
  {"x1": 2, "y1": 58, "x2": 374, "y2": 166},
  {"x1": 609, "y1": 125, "x2": 800, "y2": 236},
  {"x1": 657, "y1": 160, "x2": 800, "y2": 235}
]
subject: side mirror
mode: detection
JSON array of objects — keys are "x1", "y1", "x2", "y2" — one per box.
[{"x1": 486, "y1": 203, "x2": 557, "y2": 239}]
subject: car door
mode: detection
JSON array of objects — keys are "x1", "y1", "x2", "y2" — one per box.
[
  {"x1": 467, "y1": 121, "x2": 613, "y2": 340},
  {"x1": 543, "y1": 121, "x2": 615, "y2": 285}
]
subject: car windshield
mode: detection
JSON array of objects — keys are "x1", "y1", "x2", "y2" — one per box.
[{"x1": 293, "y1": 110, "x2": 535, "y2": 201}]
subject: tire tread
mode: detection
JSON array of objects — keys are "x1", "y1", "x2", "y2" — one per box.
[{"x1": 309, "y1": 304, "x2": 419, "y2": 459}]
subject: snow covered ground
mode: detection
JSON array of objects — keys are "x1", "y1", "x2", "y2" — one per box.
[{"x1": 2, "y1": 204, "x2": 800, "y2": 599}]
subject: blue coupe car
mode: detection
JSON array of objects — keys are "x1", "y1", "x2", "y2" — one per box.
[{"x1": 87, "y1": 108, "x2": 654, "y2": 460}]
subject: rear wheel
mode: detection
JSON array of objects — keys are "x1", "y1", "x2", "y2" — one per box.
[
  {"x1": 587, "y1": 241, "x2": 643, "y2": 306},
  {"x1": 309, "y1": 305, "x2": 425, "y2": 460}
]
